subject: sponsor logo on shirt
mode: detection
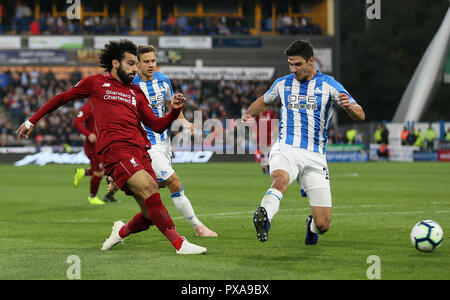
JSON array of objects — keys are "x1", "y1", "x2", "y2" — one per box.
[
  {"x1": 103, "y1": 90, "x2": 137, "y2": 107},
  {"x1": 287, "y1": 94, "x2": 318, "y2": 110}
]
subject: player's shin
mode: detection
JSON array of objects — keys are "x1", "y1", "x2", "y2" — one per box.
[
  {"x1": 260, "y1": 188, "x2": 283, "y2": 221},
  {"x1": 90, "y1": 175, "x2": 102, "y2": 197},
  {"x1": 119, "y1": 212, "x2": 153, "y2": 238},
  {"x1": 144, "y1": 193, "x2": 184, "y2": 250},
  {"x1": 171, "y1": 186, "x2": 201, "y2": 228}
]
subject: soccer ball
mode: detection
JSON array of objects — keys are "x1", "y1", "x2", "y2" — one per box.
[{"x1": 410, "y1": 220, "x2": 444, "y2": 252}]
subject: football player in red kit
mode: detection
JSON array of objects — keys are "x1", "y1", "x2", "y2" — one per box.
[
  {"x1": 72, "y1": 101, "x2": 118, "y2": 204},
  {"x1": 255, "y1": 109, "x2": 276, "y2": 174},
  {"x1": 16, "y1": 39, "x2": 206, "y2": 255}
]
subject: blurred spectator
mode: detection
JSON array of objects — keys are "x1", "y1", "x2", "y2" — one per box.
[
  {"x1": 281, "y1": 13, "x2": 293, "y2": 35},
  {"x1": 446, "y1": 128, "x2": 450, "y2": 142},
  {"x1": 374, "y1": 123, "x2": 382, "y2": 144},
  {"x1": 377, "y1": 143, "x2": 390, "y2": 161},
  {"x1": 407, "y1": 126, "x2": 417, "y2": 145},
  {"x1": 381, "y1": 124, "x2": 389, "y2": 144},
  {"x1": 400, "y1": 126, "x2": 409, "y2": 145},
  {"x1": 346, "y1": 126, "x2": 356, "y2": 144},
  {"x1": 425, "y1": 123, "x2": 435, "y2": 150},
  {"x1": 413, "y1": 128, "x2": 424, "y2": 149},
  {"x1": 29, "y1": 19, "x2": 40, "y2": 35}
]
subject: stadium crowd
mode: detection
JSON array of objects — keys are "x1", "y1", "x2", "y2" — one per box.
[
  {"x1": 0, "y1": 68, "x2": 276, "y2": 148},
  {"x1": 1, "y1": 2, "x2": 322, "y2": 36},
  {"x1": 0, "y1": 69, "x2": 360, "y2": 149}
]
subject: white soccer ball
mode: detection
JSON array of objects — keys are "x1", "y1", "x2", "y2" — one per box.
[{"x1": 410, "y1": 220, "x2": 444, "y2": 252}]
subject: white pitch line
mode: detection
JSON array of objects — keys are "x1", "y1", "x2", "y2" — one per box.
[
  {"x1": 179, "y1": 202, "x2": 450, "y2": 220},
  {"x1": 1, "y1": 202, "x2": 448, "y2": 223}
]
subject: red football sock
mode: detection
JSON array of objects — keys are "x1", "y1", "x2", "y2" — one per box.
[
  {"x1": 144, "y1": 193, "x2": 183, "y2": 250},
  {"x1": 89, "y1": 175, "x2": 102, "y2": 197},
  {"x1": 119, "y1": 212, "x2": 153, "y2": 238}
]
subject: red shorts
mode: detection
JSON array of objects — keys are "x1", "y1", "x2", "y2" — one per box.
[
  {"x1": 102, "y1": 143, "x2": 157, "y2": 196},
  {"x1": 84, "y1": 144, "x2": 103, "y2": 172}
]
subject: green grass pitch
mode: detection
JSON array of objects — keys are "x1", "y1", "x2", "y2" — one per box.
[{"x1": 0, "y1": 161, "x2": 448, "y2": 280}]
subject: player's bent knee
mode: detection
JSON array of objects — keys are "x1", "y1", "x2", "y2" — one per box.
[
  {"x1": 316, "y1": 221, "x2": 330, "y2": 233},
  {"x1": 165, "y1": 173, "x2": 182, "y2": 193},
  {"x1": 270, "y1": 172, "x2": 289, "y2": 193},
  {"x1": 314, "y1": 215, "x2": 331, "y2": 233}
]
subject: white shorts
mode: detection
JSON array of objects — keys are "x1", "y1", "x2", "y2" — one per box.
[
  {"x1": 269, "y1": 142, "x2": 332, "y2": 207},
  {"x1": 148, "y1": 139, "x2": 175, "y2": 183}
]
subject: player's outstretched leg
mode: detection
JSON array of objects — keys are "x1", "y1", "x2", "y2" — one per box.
[
  {"x1": 253, "y1": 206, "x2": 270, "y2": 242},
  {"x1": 128, "y1": 170, "x2": 207, "y2": 255},
  {"x1": 253, "y1": 186, "x2": 284, "y2": 242},
  {"x1": 167, "y1": 175, "x2": 217, "y2": 237},
  {"x1": 304, "y1": 189, "x2": 332, "y2": 245}
]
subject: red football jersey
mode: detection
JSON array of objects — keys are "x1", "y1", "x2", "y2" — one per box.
[
  {"x1": 29, "y1": 73, "x2": 181, "y2": 154},
  {"x1": 256, "y1": 109, "x2": 276, "y2": 149},
  {"x1": 73, "y1": 101, "x2": 96, "y2": 151}
]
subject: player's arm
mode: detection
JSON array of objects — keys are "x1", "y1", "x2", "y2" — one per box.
[
  {"x1": 73, "y1": 109, "x2": 91, "y2": 137},
  {"x1": 73, "y1": 107, "x2": 97, "y2": 143},
  {"x1": 16, "y1": 79, "x2": 91, "y2": 140},
  {"x1": 338, "y1": 93, "x2": 365, "y2": 121},
  {"x1": 242, "y1": 96, "x2": 269, "y2": 125},
  {"x1": 140, "y1": 93, "x2": 185, "y2": 133}
]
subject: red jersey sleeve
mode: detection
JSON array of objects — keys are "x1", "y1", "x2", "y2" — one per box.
[
  {"x1": 138, "y1": 96, "x2": 182, "y2": 133},
  {"x1": 29, "y1": 76, "x2": 93, "y2": 125},
  {"x1": 73, "y1": 105, "x2": 92, "y2": 137}
]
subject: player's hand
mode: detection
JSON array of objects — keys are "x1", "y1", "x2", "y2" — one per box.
[
  {"x1": 107, "y1": 176, "x2": 119, "y2": 193},
  {"x1": 87, "y1": 133, "x2": 97, "y2": 143},
  {"x1": 241, "y1": 114, "x2": 256, "y2": 126},
  {"x1": 16, "y1": 120, "x2": 35, "y2": 140},
  {"x1": 338, "y1": 93, "x2": 352, "y2": 110},
  {"x1": 171, "y1": 93, "x2": 186, "y2": 110}
]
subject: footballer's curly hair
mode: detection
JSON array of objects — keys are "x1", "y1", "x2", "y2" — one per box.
[
  {"x1": 99, "y1": 39, "x2": 138, "y2": 72},
  {"x1": 284, "y1": 40, "x2": 314, "y2": 61}
]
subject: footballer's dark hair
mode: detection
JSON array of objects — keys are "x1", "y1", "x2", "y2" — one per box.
[
  {"x1": 284, "y1": 40, "x2": 314, "y2": 61},
  {"x1": 137, "y1": 45, "x2": 157, "y2": 61},
  {"x1": 99, "y1": 39, "x2": 138, "y2": 72}
]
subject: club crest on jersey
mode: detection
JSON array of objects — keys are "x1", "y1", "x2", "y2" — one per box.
[
  {"x1": 130, "y1": 157, "x2": 138, "y2": 167},
  {"x1": 287, "y1": 94, "x2": 318, "y2": 110}
]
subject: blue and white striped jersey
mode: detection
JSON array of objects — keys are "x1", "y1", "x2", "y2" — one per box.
[
  {"x1": 132, "y1": 72, "x2": 174, "y2": 145},
  {"x1": 264, "y1": 71, "x2": 356, "y2": 154}
]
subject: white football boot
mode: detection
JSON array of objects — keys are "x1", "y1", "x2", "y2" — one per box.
[
  {"x1": 176, "y1": 237, "x2": 207, "y2": 255},
  {"x1": 101, "y1": 221, "x2": 125, "y2": 251}
]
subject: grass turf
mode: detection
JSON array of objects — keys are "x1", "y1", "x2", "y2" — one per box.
[{"x1": 0, "y1": 162, "x2": 448, "y2": 280}]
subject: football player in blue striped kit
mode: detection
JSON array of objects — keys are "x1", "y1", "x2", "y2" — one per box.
[
  {"x1": 242, "y1": 40, "x2": 365, "y2": 244},
  {"x1": 132, "y1": 45, "x2": 217, "y2": 237}
]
